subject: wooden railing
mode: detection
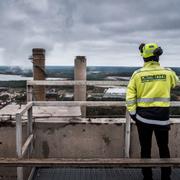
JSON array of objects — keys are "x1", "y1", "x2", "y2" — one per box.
[
  {"x1": 1, "y1": 158, "x2": 180, "y2": 167},
  {"x1": 15, "y1": 101, "x2": 33, "y2": 180},
  {"x1": 10, "y1": 80, "x2": 180, "y2": 180}
]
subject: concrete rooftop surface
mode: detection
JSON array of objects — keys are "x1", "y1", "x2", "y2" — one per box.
[
  {"x1": 0, "y1": 104, "x2": 81, "y2": 121},
  {"x1": 1, "y1": 104, "x2": 180, "y2": 124}
]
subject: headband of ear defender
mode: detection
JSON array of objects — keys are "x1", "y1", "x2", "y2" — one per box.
[{"x1": 139, "y1": 43, "x2": 145, "y2": 53}]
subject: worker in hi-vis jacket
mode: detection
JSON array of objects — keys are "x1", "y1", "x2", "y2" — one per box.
[{"x1": 126, "y1": 43, "x2": 179, "y2": 180}]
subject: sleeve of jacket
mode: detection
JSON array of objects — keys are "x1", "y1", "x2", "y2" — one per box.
[
  {"x1": 126, "y1": 73, "x2": 137, "y2": 115},
  {"x1": 171, "y1": 70, "x2": 179, "y2": 88}
]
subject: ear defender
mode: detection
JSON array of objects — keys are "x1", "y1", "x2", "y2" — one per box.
[
  {"x1": 139, "y1": 43, "x2": 145, "y2": 53},
  {"x1": 153, "y1": 47, "x2": 163, "y2": 56}
]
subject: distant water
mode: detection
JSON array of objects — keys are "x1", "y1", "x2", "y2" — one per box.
[
  {"x1": 0, "y1": 66, "x2": 180, "y2": 81},
  {"x1": 0, "y1": 74, "x2": 32, "y2": 81}
]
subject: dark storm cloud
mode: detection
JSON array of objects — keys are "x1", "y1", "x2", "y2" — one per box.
[{"x1": 0, "y1": 0, "x2": 180, "y2": 66}]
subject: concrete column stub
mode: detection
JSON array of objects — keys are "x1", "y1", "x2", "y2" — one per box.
[{"x1": 74, "y1": 56, "x2": 87, "y2": 117}]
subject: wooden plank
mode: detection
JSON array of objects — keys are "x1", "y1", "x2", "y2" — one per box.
[
  {"x1": 33, "y1": 101, "x2": 180, "y2": 107},
  {"x1": 124, "y1": 110, "x2": 131, "y2": 158},
  {"x1": 17, "y1": 167, "x2": 23, "y2": 180},
  {"x1": 0, "y1": 158, "x2": 180, "y2": 167},
  {"x1": 26, "y1": 80, "x2": 180, "y2": 87},
  {"x1": 34, "y1": 117, "x2": 126, "y2": 124},
  {"x1": 16, "y1": 102, "x2": 33, "y2": 116},
  {"x1": 27, "y1": 80, "x2": 180, "y2": 86},
  {"x1": 28, "y1": 167, "x2": 36, "y2": 180},
  {"x1": 27, "y1": 85, "x2": 33, "y2": 102},
  {"x1": 27, "y1": 107, "x2": 33, "y2": 136},
  {"x1": 32, "y1": 106, "x2": 81, "y2": 117},
  {"x1": 27, "y1": 107, "x2": 33, "y2": 156},
  {"x1": 33, "y1": 101, "x2": 125, "y2": 107},
  {"x1": 31, "y1": 101, "x2": 180, "y2": 107},
  {"x1": 16, "y1": 114, "x2": 22, "y2": 158},
  {"x1": 21, "y1": 134, "x2": 34, "y2": 157},
  {"x1": 27, "y1": 80, "x2": 128, "y2": 86},
  {"x1": 16, "y1": 114, "x2": 23, "y2": 180}
]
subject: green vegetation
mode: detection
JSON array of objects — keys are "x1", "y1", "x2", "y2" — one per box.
[
  {"x1": 87, "y1": 106, "x2": 126, "y2": 118},
  {"x1": 0, "y1": 94, "x2": 10, "y2": 102}
]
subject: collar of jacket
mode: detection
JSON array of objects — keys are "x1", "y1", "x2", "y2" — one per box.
[{"x1": 143, "y1": 61, "x2": 160, "y2": 68}]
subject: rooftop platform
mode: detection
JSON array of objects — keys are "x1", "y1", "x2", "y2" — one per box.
[
  {"x1": 0, "y1": 104, "x2": 81, "y2": 122},
  {"x1": 1, "y1": 104, "x2": 180, "y2": 123}
]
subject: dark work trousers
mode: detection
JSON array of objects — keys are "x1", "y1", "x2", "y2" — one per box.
[{"x1": 136, "y1": 122, "x2": 171, "y2": 180}]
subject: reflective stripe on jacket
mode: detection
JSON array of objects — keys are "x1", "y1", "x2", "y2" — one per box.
[{"x1": 126, "y1": 61, "x2": 179, "y2": 125}]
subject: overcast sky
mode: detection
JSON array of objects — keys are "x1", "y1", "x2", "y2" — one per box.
[{"x1": 0, "y1": 0, "x2": 180, "y2": 67}]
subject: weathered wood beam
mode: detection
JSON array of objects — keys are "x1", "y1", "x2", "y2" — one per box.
[
  {"x1": 16, "y1": 114, "x2": 22, "y2": 158},
  {"x1": 27, "y1": 85, "x2": 33, "y2": 102},
  {"x1": 16, "y1": 102, "x2": 33, "y2": 116},
  {"x1": 22, "y1": 134, "x2": 34, "y2": 157},
  {"x1": 124, "y1": 111, "x2": 131, "y2": 158},
  {"x1": 33, "y1": 101, "x2": 125, "y2": 107},
  {"x1": 30, "y1": 101, "x2": 180, "y2": 107},
  {"x1": 0, "y1": 158, "x2": 180, "y2": 167},
  {"x1": 27, "y1": 80, "x2": 180, "y2": 87},
  {"x1": 27, "y1": 80, "x2": 128, "y2": 86}
]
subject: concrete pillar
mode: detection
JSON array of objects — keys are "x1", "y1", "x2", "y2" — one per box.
[
  {"x1": 74, "y1": 56, "x2": 87, "y2": 116},
  {"x1": 32, "y1": 48, "x2": 46, "y2": 101}
]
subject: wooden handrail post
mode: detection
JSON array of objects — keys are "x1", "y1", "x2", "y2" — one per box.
[
  {"x1": 17, "y1": 167, "x2": 23, "y2": 180},
  {"x1": 16, "y1": 113, "x2": 23, "y2": 180},
  {"x1": 124, "y1": 110, "x2": 131, "y2": 158},
  {"x1": 16, "y1": 114, "x2": 22, "y2": 158},
  {"x1": 27, "y1": 107, "x2": 33, "y2": 156},
  {"x1": 27, "y1": 85, "x2": 33, "y2": 102}
]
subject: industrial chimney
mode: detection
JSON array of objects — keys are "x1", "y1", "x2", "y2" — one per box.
[{"x1": 32, "y1": 48, "x2": 46, "y2": 101}]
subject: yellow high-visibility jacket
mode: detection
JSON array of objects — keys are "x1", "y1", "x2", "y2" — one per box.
[{"x1": 126, "y1": 61, "x2": 179, "y2": 125}]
